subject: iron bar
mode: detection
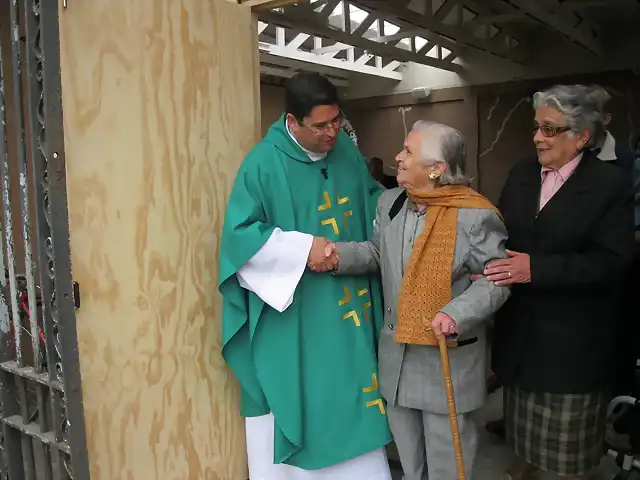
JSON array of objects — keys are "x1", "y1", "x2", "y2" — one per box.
[
  {"x1": 2, "y1": 415, "x2": 69, "y2": 453},
  {"x1": 24, "y1": 0, "x2": 72, "y2": 474},
  {"x1": 0, "y1": 21, "x2": 37, "y2": 479},
  {"x1": 1, "y1": 14, "x2": 23, "y2": 372},
  {"x1": 9, "y1": 4, "x2": 52, "y2": 476},
  {"x1": 0, "y1": 138, "x2": 24, "y2": 480},
  {"x1": 0, "y1": 31, "x2": 24, "y2": 476},
  {"x1": 39, "y1": 0, "x2": 90, "y2": 477},
  {"x1": 9, "y1": 0, "x2": 41, "y2": 375},
  {"x1": 0, "y1": 361, "x2": 63, "y2": 390},
  {"x1": 24, "y1": 0, "x2": 76, "y2": 477},
  {"x1": 23, "y1": 5, "x2": 68, "y2": 478},
  {"x1": 33, "y1": 440, "x2": 54, "y2": 480},
  {"x1": 0, "y1": 0, "x2": 90, "y2": 476}
]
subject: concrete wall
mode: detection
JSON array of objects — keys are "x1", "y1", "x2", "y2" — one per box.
[{"x1": 345, "y1": 69, "x2": 640, "y2": 203}]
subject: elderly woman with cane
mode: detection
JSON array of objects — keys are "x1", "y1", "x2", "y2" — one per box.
[
  {"x1": 310, "y1": 121, "x2": 510, "y2": 479},
  {"x1": 487, "y1": 85, "x2": 635, "y2": 480}
]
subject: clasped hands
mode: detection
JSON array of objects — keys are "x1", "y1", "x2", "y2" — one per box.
[
  {"x1": 307, "y1": 237, "x2": 458, "y2": 336},
  {"x1": 308, "y1": 237, "x2": 339, "y2": 272}
]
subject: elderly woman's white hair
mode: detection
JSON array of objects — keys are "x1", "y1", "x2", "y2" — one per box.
[
  {"x1": 411, "y1": 120, "x2": 471, "y2": 186},
  {"x1": 532, "y1": 84, "x2": 608, "y2": 150}
]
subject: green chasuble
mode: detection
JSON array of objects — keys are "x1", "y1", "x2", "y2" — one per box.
[{"x1": 219, "y1": 115, "x2": 392, "y2": 470}]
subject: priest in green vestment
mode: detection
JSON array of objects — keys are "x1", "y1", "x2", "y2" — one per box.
[{"x1": 219, "y1": 73, "x2": 392, "y2": 479}]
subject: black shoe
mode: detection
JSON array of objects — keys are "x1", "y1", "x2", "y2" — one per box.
[
  {"x1": 613, "y1": 407, "x2": 640, "y2": 453},
  {"x1": 486, "y1": 419, "x2": 506, "y2": 438}
]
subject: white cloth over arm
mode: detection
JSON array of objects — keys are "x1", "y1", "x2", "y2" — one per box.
[
  {"x1": 237, "y1": 227, "x2": 313, "y2": 313},
  {"x1": 236, "y1": 122, "x2": 323, "y2": 312}
]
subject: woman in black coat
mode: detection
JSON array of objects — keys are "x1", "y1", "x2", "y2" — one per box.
[{"x1": 485, "y1": 84, "x2": 635, "y2": 480}]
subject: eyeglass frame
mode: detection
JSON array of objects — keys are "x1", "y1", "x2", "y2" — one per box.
[
  {"x1": 298, "y1": 112, "x2": 343, "y2": 135},
  {"x1": 532, "y1": 124, "x2": 572, "y2": 138}
]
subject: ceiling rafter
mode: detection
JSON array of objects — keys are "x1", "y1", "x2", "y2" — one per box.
[
  {"x1": 461, "y1": 0, "x2": 527, "y2": 39},
  {"x1": 338, "y1": 0, "x2": 464, "y2": 60},
  {"x1": 328, "y1": 0, "x2": 461, "y2": 65},
  {"x1": 258, "y1": 19, "x2": 404, "y2": 80},
  {"x1": 552, "y1": 0, "x2": 604, "y2": 41},
  {"x1": 559, "y1": 0, "x2": 636, "y2": 7},
  {"x1": 253, "y1": 0, "x2": 640, "y2": 83},
  {"x1": 260, "y1": 53, "x2": 351, "y2": 86},
  {"x1": 505, "y1": 0, "x2": 603, "y2": 55},
  {"x1": 356, "y1": 0, "x2": 526, "y2": 63},
  {"x1": 371, "y1": 10, "x2": 465, "y2": 59},
  {"x1": 234, "y1": 0, "x2": 300, "y2": 10},
  {"x1": 464, "y1": 12, "x2": 525, "y2": 28},
  {"x1": 433, "y1": 0, "x2": 460, "y2": 21},
  {"x1": 335, "y1": 5, "x2": 462, "y2": 64},
  {"x1": 259, "y1": 0, "x2": 464, "y2": 73}
]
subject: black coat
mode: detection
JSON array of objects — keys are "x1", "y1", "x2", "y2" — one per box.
[
  {"x1": 380, "y1": 174, "x2": 399, "y2": 190},
  {"x1": 492, "y1": 151, "x2": 636, "y2": 394}
]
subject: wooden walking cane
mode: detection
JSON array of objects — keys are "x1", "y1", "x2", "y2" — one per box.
[{"x1": 438, "y1": 335, "x2": 466, "y2": 480}]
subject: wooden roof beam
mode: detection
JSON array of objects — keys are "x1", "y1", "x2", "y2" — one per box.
[{"x1": 233, "y1": 0, "x2": 308, "y2": 11}]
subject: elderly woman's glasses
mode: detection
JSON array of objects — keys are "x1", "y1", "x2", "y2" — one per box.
[{"x1": 533, "y1": 124, "x2": 571, "y2": 138}]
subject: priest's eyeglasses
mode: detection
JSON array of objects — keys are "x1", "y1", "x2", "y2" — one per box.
[
  {"x1": 301, "y1": 114, "x2": 343, "y2": 135},
  {"x1": 533, "y1": 124, "x2": 571, "y2": 137}
]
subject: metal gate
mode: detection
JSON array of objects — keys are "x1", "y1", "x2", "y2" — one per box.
[{"x1": 0, "y1": 0, "x2": 90, "y2": 479}]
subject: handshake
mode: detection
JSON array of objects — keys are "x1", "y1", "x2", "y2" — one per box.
[{"x1": 307, "y1": 237, "x2": 339, "y2": 272}]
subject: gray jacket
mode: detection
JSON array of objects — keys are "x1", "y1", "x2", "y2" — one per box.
[{"x1": 336, "y1": 187, "x2": 510, "y2": 414}]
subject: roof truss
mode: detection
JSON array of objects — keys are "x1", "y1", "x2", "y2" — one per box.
[
  {"x1": 258, "y1": 18, "x2": 404, "y2": 80},
  {"x1": 505, "y1": 0, "x2": 602, "y2": 55},
  {"x1": 259, "y1": 0, "x2": 465, "y2": 75},
  {"x1": 355, "y1": 0, "x2": 527, "y2": 63}
]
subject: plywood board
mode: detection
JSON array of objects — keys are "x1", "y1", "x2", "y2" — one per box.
[{"x1": 59, "y1": 0, "x2": 259, "y2": 478}]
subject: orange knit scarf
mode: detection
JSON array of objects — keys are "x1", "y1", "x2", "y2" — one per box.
[{"x1": 393, "y1": 185, "x2": 500, "y2": 346}]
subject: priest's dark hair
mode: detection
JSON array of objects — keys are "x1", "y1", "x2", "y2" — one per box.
[{"x1": 284, "y1": 72, "x2": 339, "y2": 121}]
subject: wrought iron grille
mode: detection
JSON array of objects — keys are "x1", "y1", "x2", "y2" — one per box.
[{"x1": 0, "y1": 0, "x2": 90, "y2": 479}]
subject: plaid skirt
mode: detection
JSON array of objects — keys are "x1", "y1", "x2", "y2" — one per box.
[{"x1": 504, "y1": 386, "x2": 607, "y2": 476}]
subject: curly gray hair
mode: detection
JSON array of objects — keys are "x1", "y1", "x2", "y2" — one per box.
[
  {"x1": 532, "y1": 84, "x2": 608, "y2": 150},
  {"x1": 411, "y1": 120, "x2": 471, "y2": 186}
]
